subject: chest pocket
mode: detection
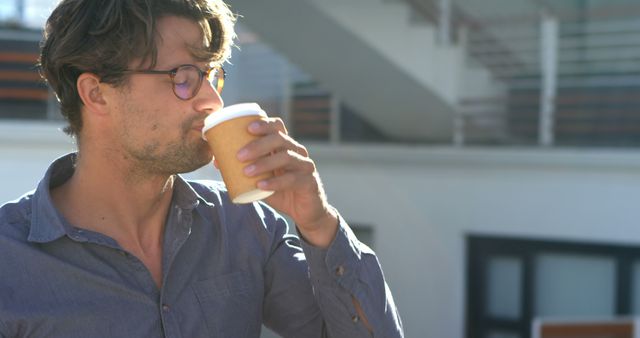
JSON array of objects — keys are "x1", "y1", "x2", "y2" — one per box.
[{"x1": 193, "y1": 271, "x2": 262, "y2": 338}]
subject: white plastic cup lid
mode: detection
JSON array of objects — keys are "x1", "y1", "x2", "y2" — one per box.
[{"x1": 202, "y1": 102, "x2": 267, "y2": 140}]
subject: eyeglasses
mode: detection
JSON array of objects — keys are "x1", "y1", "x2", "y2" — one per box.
[{"x1": 123, "y1": 64, "x2": 225, "y2": 100}]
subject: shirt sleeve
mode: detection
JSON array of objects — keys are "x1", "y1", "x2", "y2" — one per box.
[
  {"x1": 0, "y1": 317, "x2": 9, "y2": 338},
  {"x1": 298, "y1": 211, "x2": 404, "y2": 338},
  {"x1": 258, "y1": 202, "x2": 403, "y2": 338}
]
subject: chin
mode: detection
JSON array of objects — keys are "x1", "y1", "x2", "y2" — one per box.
[
  {"x1": 185, "y1": 148, "x2": 214, "y2": 173},
  {"x1": 163, "y1": 142, "x2": 212, "y2": 175}
]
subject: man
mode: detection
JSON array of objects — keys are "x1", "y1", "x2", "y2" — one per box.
[{"x1": 0, "y1": 0, "x2": 403, "y2": 337}]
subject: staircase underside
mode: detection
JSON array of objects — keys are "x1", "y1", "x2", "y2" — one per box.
[{"x1": 229, "y1": 0, "x2": 455, "y2": 142}]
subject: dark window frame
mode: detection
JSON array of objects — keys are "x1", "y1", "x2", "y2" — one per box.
[{"x1": 466, "y1": 235, "x2": 640, "y2": 338}]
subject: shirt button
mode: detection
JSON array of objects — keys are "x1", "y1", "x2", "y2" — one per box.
[
  {"x1": 162, "y1": 304, "x2": 170, "y2": 312},
  {"x1": 351, "y1": 315, "x2": 359, "y2": 323},
  {"x1": 335, "y1": 265, "x2": 345, "y2": 276},
  {"x1": 69, "y1": 233, "x2": 86, "y2": 242}
]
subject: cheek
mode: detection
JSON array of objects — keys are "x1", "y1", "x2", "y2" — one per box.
[{"x1": 118, "y1": 89, "x2": 186, "y2": 134}]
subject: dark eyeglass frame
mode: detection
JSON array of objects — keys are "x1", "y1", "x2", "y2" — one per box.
[{"x1": 123, "y1": 64, "x2": 225, "y2": 100}]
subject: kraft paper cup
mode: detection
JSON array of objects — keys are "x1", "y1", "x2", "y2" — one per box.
[{"x1": 202, "y1": 103, "x2": 275, "y2": 204}]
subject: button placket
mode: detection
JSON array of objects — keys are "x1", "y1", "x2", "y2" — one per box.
[{"x1": 335, "y1": 265, "x2": 345, "y2": 277}]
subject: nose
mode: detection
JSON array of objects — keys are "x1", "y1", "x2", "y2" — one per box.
[{"x1": 193, "y1": 79, "x2": 223, "y2": 115}]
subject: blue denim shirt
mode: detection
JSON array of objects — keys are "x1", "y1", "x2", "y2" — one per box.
[{"x1": 0, "y1": 154, "x2": 403, "y2": 338}]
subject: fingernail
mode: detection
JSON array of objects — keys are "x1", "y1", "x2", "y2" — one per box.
[
  {"x1": 257, "y1": 180, "x2": 268, "y2": 189},
  {"x1": 244, "y1": 164, "x2": 256, "y2": 175},
  {"x1": 249, "y1": 122, "x2": 261, "y2": 132},
  {"x1": 237, "y1": 149, "x2": 249, "y2": 160}
]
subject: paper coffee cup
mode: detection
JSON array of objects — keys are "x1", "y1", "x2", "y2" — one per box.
[{"x1": 202, "y1": 103, "x2": 275, "y2": 204}]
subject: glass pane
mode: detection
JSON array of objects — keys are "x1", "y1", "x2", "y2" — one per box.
[
  {"x1": 486, "y1": 256, "x2": 522, "y2": 319},
  {"x1": 351, "y1": 225, "x2": 374, "y2": 249},
  {"x1": 630, "y1": 262, "x2": 640, "y2": 314},
  {"x1": 486, "y1": 331, "x2": 520, "y2": 338},
  {"x1": 535, "y1": 253, "x2": 615, "y2": 317}
]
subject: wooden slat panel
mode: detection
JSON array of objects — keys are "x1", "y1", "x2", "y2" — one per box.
[
  {"x1": 541, "y1": 322, "x2": 633, "y2": 338},
  {"x1": 0, "y1": 52, "x2": 39, "y2": 63},
  {"x1": 0, "y1": 88, "x2": 49, "y2": 100},
  {"x1": 292, "y1": 99, "x2": 331, "y2": 110},
  {"x1": 293, "y1": 124, "x2": 330, "y2": 134},
  {"x1": 0, "y1": 70, "x2": 42, "y2": 82},
  {"x1": 293, "y1": 111, "x2": 330, "y2": 122}
]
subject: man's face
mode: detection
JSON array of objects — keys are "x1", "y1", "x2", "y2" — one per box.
[{"x1": 110, "y1": 15, "x2": 223, "y2": 175}]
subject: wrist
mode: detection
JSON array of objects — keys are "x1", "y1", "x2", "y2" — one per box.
[{"x1": 297, "y1": 207, "x2": 339, "y2": 249}]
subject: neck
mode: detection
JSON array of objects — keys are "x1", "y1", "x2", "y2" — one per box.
[{"x1": 51, "y1": 149, "x2": 175, "y2": 250}]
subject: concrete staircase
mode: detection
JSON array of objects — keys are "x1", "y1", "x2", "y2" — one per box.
[{"x1": 229, "y1": 0, "x2": 504, "y2": 142}]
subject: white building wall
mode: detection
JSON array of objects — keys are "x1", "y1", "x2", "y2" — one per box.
[
  {"x1": 0, "y1": 122, "x2": 75, "y2": 201},
  {"x1": 4, "y1": 122, "x2": 640, "y2": 337},
  {"x1": 310, "y1": 144, "x2": 640, "y2": 338}
]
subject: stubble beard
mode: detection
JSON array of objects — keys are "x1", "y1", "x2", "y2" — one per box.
[
  {"x1": 129, "y1": 130, "x2": 212, "y2": 176},
  {"x1": 121, "y1": 112, "x2": 213, "y2": 176},
  {"x1": 147, "y1": 137, "x2": 211, "y2": 175},
  {"x1": 114, "y1": 83, "x2": 215, "y2": 177}
]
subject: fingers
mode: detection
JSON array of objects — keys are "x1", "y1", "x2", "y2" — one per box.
[
  {"x1": 243, "y1": 149, "x2": 316, "y2": 178},
  {"x1": 257, "y1": 170, "x2": 320, "y2": 191},
  {"x1": 238, "y1": 118, "x2": 308, "y2": 162},
  {"x1": 236, "y1": 117, "x2": 317, "y2": 191},
  {"x1": 248, "y1": 117, "x2": 288, "y2": 136}
]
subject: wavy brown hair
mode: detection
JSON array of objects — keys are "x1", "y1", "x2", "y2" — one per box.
[{"x1": 39, "y1": 0, "x2": 236, "y2": 137}]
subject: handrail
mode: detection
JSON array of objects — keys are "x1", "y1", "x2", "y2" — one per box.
[
  {"x1": 405, "y1": 0, "x2": 640, "y2": 80},
  {"x1": 446, "y1": 2, "x2": 640, "y2": 26},
  {"x1": 404, "y1": 0, "x2": 527, "y2": 77}
]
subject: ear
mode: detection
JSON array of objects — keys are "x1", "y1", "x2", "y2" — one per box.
[{"x1": 76, "y1": 73, "x2": 108, "y2": 115}]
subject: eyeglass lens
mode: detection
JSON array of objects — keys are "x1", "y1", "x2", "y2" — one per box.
[{"x1": 173, "y1": 65, "x2": 223, "y2": 100}]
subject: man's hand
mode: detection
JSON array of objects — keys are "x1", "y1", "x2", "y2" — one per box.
[
  {"x1": 237, "y1": 117, "x2": 373, "y2": 333},
  {"x1": 237, "y1": 117, "x2": 338, "y2": 248}
]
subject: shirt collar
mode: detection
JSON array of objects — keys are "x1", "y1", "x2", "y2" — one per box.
[
  {"x1": 172, "y1": 174, "x2": 203, "y2": 211},
  {"x1": 28, "y1": 152, "x2": 208, "y2": 243},
  {"x1": 28, "y1": 153, "x2": 77, "y2": 243}
]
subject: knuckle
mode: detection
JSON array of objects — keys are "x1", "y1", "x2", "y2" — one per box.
[
  {"x1": 286, "y1": 173, "x2": 297, "y2": 184},
  {"x1": 274, "y1": 118, "x2": 288, "y2": 133},
  {"x1": 278, "y1": 134, "x2": 290, "y2": 147},
  {"x1": 285, "y1": 149, "x2": 298, "y2": 158},
  {"x1": 305, "y1": 159, "x2": 316, "y2": 173},
  {"x1": 298, "y1": 144, "x2": 309, "y2": 157}
]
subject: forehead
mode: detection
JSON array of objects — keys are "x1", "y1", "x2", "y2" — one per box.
[{"x1": 153, "y1": 16, "x2": 207, "y2": 67}]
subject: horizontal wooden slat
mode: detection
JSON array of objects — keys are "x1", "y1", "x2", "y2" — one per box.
[
  {"x1": 541, "y1": 322, "x2": 633, "y2": 338},
  {"x1": 0, "y1": 70, "x2": 42, "y2": 82},
  {"x1": 292, "y1": 99, "x2": 331, "y2": 110},
  {"x1": 293, "y1": 124, "x2": 329, "y2": 132},
  {"x1": 293, "y1": 111, "x2": 330, "y2": 123},
  {"x1": 556, "y1": 110, "x2": 640, "y2": 118},
  {"x1": 556, "y1": 124, "x2": 640, "y2": 133},
  {"x1": 0, "y1": 88, "x2": 49, "y2": 100},
  {"x1": 0, "y1": 52, "x2": 39, "y2": 64}
]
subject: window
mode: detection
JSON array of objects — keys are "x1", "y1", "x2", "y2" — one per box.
[
  {"x1": 350, "y1": 224, "x2": 374, "y2": 249},
  {"x1": 467, "y1": 235, "x2": 640, "y2": 338}
]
